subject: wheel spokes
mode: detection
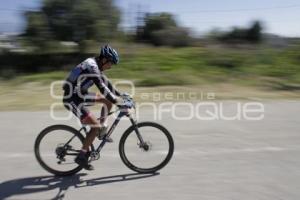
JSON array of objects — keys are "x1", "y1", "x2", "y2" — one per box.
[
  {"x1": 122, "y1": 125, "x2": 172, "y2": 171},
  {"x1": 37, "y1": 129, "x2": 82, "y2": 173}
]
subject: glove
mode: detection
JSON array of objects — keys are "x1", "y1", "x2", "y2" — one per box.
[
  {"x1": 116, "y1": 97, "x2": 134, "y2": 108},
  {"x1": 120, "y1": 92, "x2": 132, "y2": 100}
]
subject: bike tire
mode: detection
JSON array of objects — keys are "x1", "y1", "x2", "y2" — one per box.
[
  {"x1": 34, "y1": 124, "x2": 85, "y2": 176},
  {"x1": 119, "y1": 122, "x2": 174, "y2": 173}
]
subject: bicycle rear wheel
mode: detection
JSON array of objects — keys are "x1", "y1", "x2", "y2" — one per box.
[
  {"x1": 119, "y1": 122, "x2": 174, "y2": 173},
  {"x1": 34, "y1": 125, "x2": 84, "y2": 176}
]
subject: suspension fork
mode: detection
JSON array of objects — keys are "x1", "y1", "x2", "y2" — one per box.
[{"x1": 129, "y1": 115, "x2": 145, "y2": 145}]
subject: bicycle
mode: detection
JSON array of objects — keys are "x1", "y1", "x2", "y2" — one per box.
[{"x1": 34, "y1": 96, "x2": 174, "y2": 176}]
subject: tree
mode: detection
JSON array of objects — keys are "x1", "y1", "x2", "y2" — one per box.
[
  {"x1": 218, "y1": 20, "x2": 263, "y2": 44},
  {"x1": 136, "y1": 12, "x2": 191, "y2": 47},
  {"x1": 151, "y1": 27, "x2": 191, "y2": 47},
  {"x1": 24, "y1": 0, "x2": 121, "y2": 49},
  {"x1": 246, "y1": 21, "x2": 263, "y2": 43},
  {"x1": 137, "y1": 13, "x2": 176, "y2": 41},
  {"x1": 24, "y1": 11, "x2": 53, "y2": 49}
]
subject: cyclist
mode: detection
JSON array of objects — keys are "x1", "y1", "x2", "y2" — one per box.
[{"x1": 62, "y1": 45, "x2": 125, "y2": 170}]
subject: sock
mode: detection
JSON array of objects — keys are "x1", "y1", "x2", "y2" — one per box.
[
  {"x1": 100, "y1": 121, "x2": 108, "y2": 127},
  {"x1": 80, "y1": 149, "x2": 88, "y2": 154}
]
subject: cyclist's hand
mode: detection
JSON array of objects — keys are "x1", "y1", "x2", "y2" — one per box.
[
  {"x1": 120, "y1": 92, "x2": 132, "y2": 100},
  {"x1": 116, "y1": 97, "x2": 134, "y2": 109}
]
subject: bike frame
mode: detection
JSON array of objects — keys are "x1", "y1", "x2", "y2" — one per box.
[{"x1": 77, "y1": 108, "x2": 145, "y2": 155}]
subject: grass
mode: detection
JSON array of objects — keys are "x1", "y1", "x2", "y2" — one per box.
[
  {"x1": 1, "y1": 43, "x2": 300, "y2": 110},
  {"x1": 106, "y1": 44, "x2": 300, "y2": 89},
  {"x1": 15, "y1": 71, "x2": 66, "y2": 84},
  {"x1": 0, "y1": 79, "x2": 299, "y2": 111},
  {"x1": 2, "y1": 43, "x2": 300, "y2": 89}
]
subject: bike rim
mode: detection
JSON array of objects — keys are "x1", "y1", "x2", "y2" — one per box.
[
  {"x1": 121, "y1": 125, "x2": 173, "y2": 172},
  {"x1": 36, "y1": 128, "x2": 83, "y2": 174}
]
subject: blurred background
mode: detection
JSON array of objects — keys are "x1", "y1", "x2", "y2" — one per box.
[
  {"x1": 0, "y1": 0, "x2": 299, "y2": 108},
  {"x1": 1, "y1": 1, "x2": 300, "y2": 199}
]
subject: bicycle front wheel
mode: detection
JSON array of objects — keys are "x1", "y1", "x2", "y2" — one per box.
[
  {"x1": 119, "y1": 122, "x2": 174, "y2": 173},
  {"x1": 34, "y1": 125, "x2": 85, "y2": 176}
]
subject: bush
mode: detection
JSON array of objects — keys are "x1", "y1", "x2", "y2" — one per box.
[
  {"x1": 218, "y1": 21, "x2": 263, "y2": 44},
  {"x1": 0, "y1": 52, "x2": 94, "y2": 74},
  {"x1": 152, "y1": 27, "x2": 191, "y2": 47},
  {"x1": 136, "y1": 12, "x2": 193, "y2": 47},
  {"x1": 204, "y1": 51, "x2": 245, "y2": 69}
]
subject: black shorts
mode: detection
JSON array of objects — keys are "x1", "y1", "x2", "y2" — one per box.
[{"x1": 63, "y1": 91, "x2": 97, "y2": 121}]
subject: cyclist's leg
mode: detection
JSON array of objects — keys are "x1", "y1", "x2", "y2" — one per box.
[
  {"x1": 64, "y1": 95, "x2": 101, "y2": 151},
  {"x1": 63, "y1": 94, "x2": 97, "y2": 170},
  {"x1": 80, "y1": 113, "x2": 100, "y2": 151},
  {"x1": 84, "y1": 93, "x2": 114, "y2": 142},
  {"x1": 85, "y1": 92, "x2": 113, "y2": 125},
  {"x1": 99, "y1": 99, "x2": 113, "y2": 125}
]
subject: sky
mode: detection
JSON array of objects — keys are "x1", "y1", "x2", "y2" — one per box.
[{"x1": 1, "y1": 0, "x2": 300, "y2": 37}]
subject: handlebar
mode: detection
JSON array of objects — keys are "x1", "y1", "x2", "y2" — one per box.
[
  {"x1": 98, "y1": 95, "x2": 135, "y2": 120},
  {"x1": 118, "y1": 95, "x2": 135, "y2": 109}
]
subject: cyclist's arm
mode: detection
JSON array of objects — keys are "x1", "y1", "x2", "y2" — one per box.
[
  {"x1": 90, "y1": 66, "x2": 118, "y2": 104},
  {"x1": 100, "y1": 74, "x2": 121, "y2": 96}
]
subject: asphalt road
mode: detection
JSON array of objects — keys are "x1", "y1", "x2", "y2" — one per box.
[{"x1": 0, "y1": 100, "x2": 299, "y2": 200}]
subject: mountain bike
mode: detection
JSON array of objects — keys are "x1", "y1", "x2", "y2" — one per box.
[{"x1": 34, "y1": 96, "x2": 174, "y2": 176}]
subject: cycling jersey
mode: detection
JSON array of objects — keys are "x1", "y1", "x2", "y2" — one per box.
[
  {"x1": 63, "y1": 57, "x2": 120, "y2": 103},
  {"x1": 62, "y1": 57, "x2": 120, "y2": 120}
]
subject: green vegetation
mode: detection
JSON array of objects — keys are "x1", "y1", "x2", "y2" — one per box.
[
  {"x1": 24, "y1": 0, "x2": 121, "y2": 51},
  {"x1": 218, "y1": 21, "x2": 263, "y2": 43},
  {"x1": 2, "y1": 44, "x2": 300, "y2": 91},
  {"x1": 0, "y1": 1, "x2": 299, "y2": 111},
  {"x1": 136, "y1": 13, "x2": 191, "y2": 47},
  {"x1": 109, "y1": 44, "x2": 300, "y2": 90},
  {"x1": 1, "y1": 43, "x2": 300, "y2": 111}
]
